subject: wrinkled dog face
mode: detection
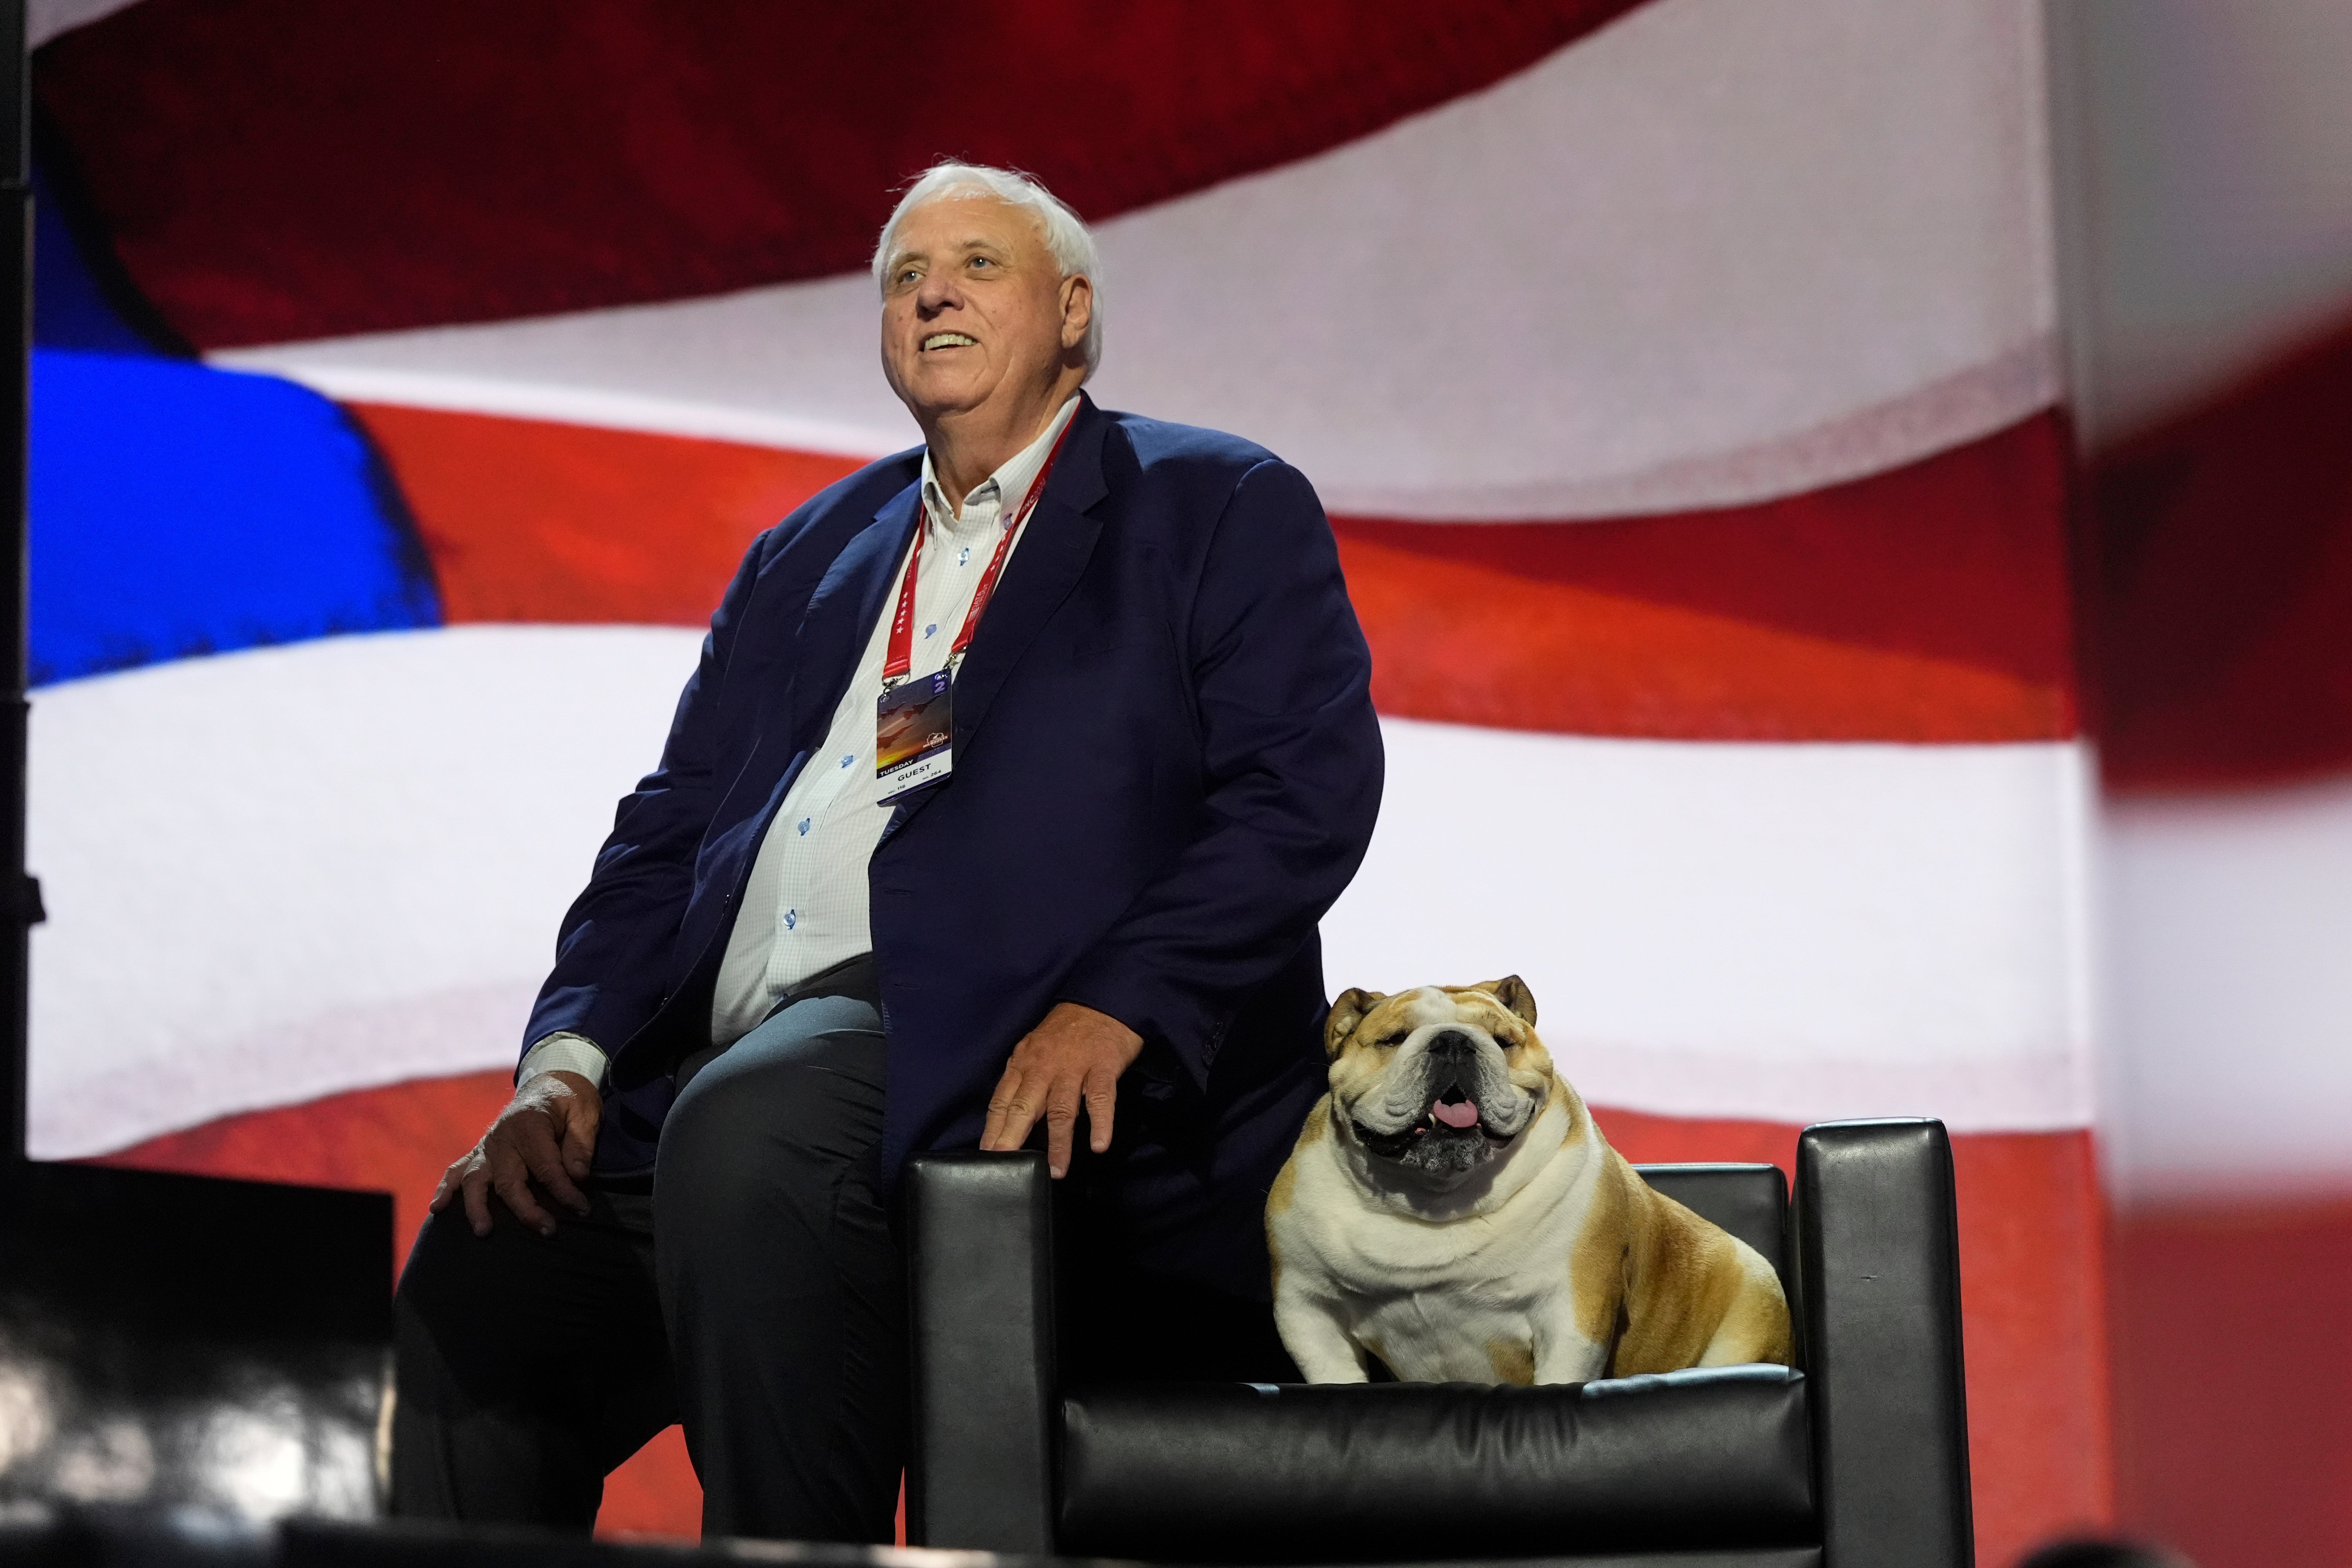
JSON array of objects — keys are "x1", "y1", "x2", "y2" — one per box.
[{"x1": 1323, "y1": 978, "x2": 1550, "y2": 1187}]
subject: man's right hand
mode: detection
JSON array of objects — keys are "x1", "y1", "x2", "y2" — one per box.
[{"x1": 428, "y1": 1070, "x2": 603, "y2": 1239}]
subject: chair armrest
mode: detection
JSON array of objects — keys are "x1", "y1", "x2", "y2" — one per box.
[
  {"x1": 903, "y1": 1150, "x2": 1058, "y2": 1553},
  {"x1": 1796, "y1": 1119, "x2": 1973, "y2": 1568}
]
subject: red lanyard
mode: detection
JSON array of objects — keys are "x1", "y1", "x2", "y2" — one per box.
[{"x1": 882, "y1": 412, "x2": 1077, "y2": 684}]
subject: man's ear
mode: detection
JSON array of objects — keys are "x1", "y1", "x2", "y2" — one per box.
[
  {"x1": 1324, "y1": 988, "x2": 1385, "y2": 1057},
  {"x1": 1481, "y1": 976, "x2": 1538, "y2": 1027},
  {"x1": 1060, "y1": 272, "x2": 1094, "y2": 350}
]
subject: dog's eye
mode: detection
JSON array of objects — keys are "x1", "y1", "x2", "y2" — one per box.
[{"x1": 1379, "y1": 1031, "x2": 1409, "y2": 1048}]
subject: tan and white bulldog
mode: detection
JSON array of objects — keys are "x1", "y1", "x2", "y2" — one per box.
[{"x1": 1267, "y1": 977, "x2": 1792, "y2": 1384}]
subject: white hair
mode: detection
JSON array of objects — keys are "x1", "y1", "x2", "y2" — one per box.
[{"x1": 871, "y1": 162, "x2": 1103, "y2": 379}]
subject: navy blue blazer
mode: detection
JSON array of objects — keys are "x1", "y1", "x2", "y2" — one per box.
[{"x1": 524, "y1": 395, "x2": 1382, "y2": 1291}]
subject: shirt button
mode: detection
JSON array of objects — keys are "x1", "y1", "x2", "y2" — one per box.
[{"x1": 797, "y1": 817, "x2": 811, "y2": 836}]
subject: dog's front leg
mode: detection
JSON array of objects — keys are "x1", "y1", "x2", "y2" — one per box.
[
  {"x1": 1275, "y1": 1294, "x2": 1372, "y2": 1383},
  {"x1": 1530, "y1": 1305, "x2": 1611, "y2": 1385}
]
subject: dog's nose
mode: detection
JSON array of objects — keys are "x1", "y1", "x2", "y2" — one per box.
[{"x1": 1427, "y1": 1029, "x2": 1475, "y2": 1059}]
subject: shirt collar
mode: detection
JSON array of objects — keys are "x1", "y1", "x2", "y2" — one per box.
[{"x1": 918, "y1": 394, "x2": 1082, "y2": 539}]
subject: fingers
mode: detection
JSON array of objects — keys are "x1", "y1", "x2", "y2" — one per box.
[
  {"x1": 983, "y1": 1013, "x2": 1142, "y2": 1174},
  {"x1": 447, "y1": 1138, "x2": 579, "y2": 1238},
  {"x1": 1084, "y1": 1066, "x2": 1119, "y2": 1155},
  {"x1": 983, "y1": 1062, "x2": 1073, "y2": 1176},
  {"x1": 516, "y1": 1114, "x2": 590, "y2": 1217},
  {"x1": 444, "y1": 1074, "x2": 607, "y2": 1240},
  {"x1": 428, "y1": 1156, "x2": 466, "y2": 1214},
  {"x1": 982, "y1": 1063, "x2": 1036, "y2": 1154},
  {"x1": 560, "y1": 1094, "x2": 601, "y2": 1182},
  {"x1": 460, "y1": 1155, "x2": 494, "y2": 1237},
  {"x1": 1042, "y1": 1074, "x2": 1081, "y2": 1179},
  {"x1": 487, "y1": 1140, "x2": 556, "y2": 1238},
  {"x1": 982, "y1": 1062, "x2": 1110, "y2": 1176}
]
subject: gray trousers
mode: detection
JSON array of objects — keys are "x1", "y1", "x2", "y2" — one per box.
[{"x1": 391, "y1": 958, "x2": 900, "y2": 1542}]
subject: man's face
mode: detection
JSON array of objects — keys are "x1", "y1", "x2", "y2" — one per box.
[{"x1": 879, "y1": 194, "x2": 1087, "y2": 424}]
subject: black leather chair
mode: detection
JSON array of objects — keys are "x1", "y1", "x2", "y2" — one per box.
[{"x1": 904, "y1": 1118, "x2": 1971, "y2": 1568}]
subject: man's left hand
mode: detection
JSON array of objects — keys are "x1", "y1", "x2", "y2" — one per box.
[{"x1": 981, "y1": 1001, "x2": 1145, "y2": 1178}]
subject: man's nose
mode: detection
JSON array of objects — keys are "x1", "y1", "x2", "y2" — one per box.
[{"x1": 915, "y1": 271, "x2": 961, "y2": 313}]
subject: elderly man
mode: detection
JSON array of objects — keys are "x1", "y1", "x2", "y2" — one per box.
[{"x1": 390, "y1": 163, "x2": 1383, "y2": 1543}]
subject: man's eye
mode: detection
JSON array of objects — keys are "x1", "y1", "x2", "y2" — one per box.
[{"x1": 969, "y1": 256, "x2": 994, "y2": 269}]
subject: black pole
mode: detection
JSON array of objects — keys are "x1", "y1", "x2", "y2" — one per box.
[{"x1": 1, "y1": 0, "x2": 27, "y2": 1165}]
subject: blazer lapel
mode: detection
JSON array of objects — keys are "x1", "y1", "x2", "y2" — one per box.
[
  {"x1": 942, "y1": 395, "x2": 1113, "y2": 752},
  {"x1": 791, "y1": 483, "x2": 923, "y2": 746},
  {"x1": 875, "y1": 398, "x2": 1114, "y2": 843}
]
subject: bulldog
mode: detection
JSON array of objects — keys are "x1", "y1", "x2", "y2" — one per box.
[{"x1": 1267, "y1": 977, "x2": 1791, "y2": 1384}]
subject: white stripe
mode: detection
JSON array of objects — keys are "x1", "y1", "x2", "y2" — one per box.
[
  {"x1": 2100, "y1": 780, "x2": 2352, "y2": 1198},
  {"x1": 1324, "y1": 720, "x2": 2097, "y2": 1131},
  {"x1": 29, "y1": 629, "x2": 2093, "y2": 1156},
  {"x1": 215, "y1": 0, "x2": 2058, "y2": 519},
  {"x1": 258, "y1": 364, "x2": 899, "y2": 459},
  {"x1": 28, "y1": 627, "x2": 706, "y2": 1159}
]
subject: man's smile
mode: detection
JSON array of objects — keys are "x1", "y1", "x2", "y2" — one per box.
[{"x1": 921, "y1": 332, "x2": 979, "y2": 351}]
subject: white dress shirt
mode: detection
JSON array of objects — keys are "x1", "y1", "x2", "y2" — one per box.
[{"x1": 518, "y1": 395, "x2": 1081, "y2": 1087}]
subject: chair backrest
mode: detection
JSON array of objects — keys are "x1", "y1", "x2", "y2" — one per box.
[{"x1": 1632, "y1": 1161, "x2": 1792, "y2": 1302}]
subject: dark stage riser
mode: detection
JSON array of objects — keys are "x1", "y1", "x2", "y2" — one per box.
[{"x1": 0, "y1": 1161, "x2": 390, "y2": 1516}]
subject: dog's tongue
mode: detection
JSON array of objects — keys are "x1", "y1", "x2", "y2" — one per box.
[{"x1": 1430, "y1": 1098, "x2": 1481, "y2": 1129}]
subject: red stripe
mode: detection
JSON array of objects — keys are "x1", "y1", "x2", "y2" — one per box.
[
  {"x1": 2089, "y1": 313, "x2": 2352, "y2": 791},
  {"x1": 36, "y1": 0, "x2": 1645, "y2": 347},
  {"x1": 2108, "y1": 1196, "x2": 2352, "y2": 1568},
  {"x1": 347, "y1": 403, "x2": 865, "y2": 626},
  {"x1": 1336, "y1": 412, "x2": 2077, "y2": 741},
  {"x1": 1339, "y1": 531, "x2": 2071, "y2": 741},
  {"x1": 593, "y1": 1428, "x2": 701, "y2": 1543},
  {"x1": 1344, "y1": 414, "x2": 2077, "y2": 686},
  {"x1": 360, "y1": 403, "x2": 2077, "y2": 744},
  {"x1": 93, "y1": 1076, "x2": 2108, "y2": 1567}
]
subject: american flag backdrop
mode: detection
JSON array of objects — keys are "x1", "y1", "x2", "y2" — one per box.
[{"x1": 35, "y1": 0, "x2": 2350, "y2": 1560}]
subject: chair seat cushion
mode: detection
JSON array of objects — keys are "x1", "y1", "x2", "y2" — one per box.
[{"x1": 1057, "y1": 1365, "x2": 1814, "y2": 1563}]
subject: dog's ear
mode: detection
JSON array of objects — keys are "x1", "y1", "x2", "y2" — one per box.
[
  {"x1": 1324, "y1": 988, "x2": 1385, "y2": 1056},
  {"x1": 1482, "y1": 975, "x2": 1538, "y2": 1026}
]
